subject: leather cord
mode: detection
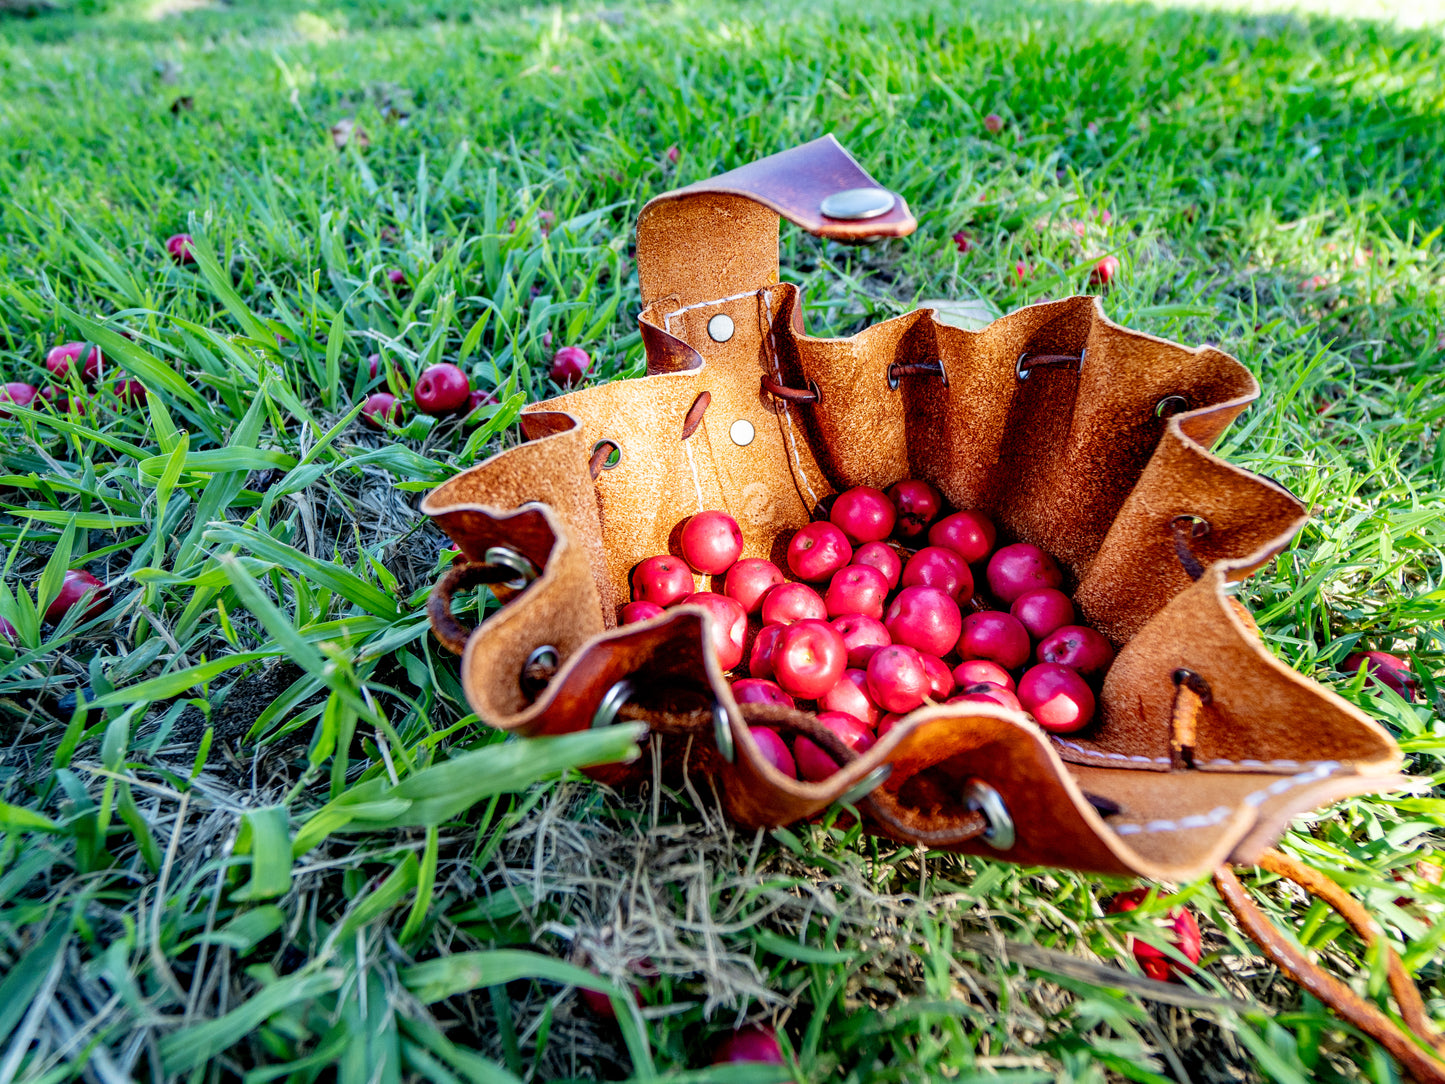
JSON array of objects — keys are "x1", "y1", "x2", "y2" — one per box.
[
  {"x1": 1169, "y1": 669, "x2": 1211, "y2": 770},
  {"x1": 760, "y1": 374, "x2": 820, "y2": 403},
  {"x1": 1171, "y1": 515, "x2": 1210, "y2": 581},
  {"x1": 427, "y1": 560, "x2": 522, "y2": 656},
  {"x1": 1216, "y1": 852, "x2": 1445, "y2": 1084}
]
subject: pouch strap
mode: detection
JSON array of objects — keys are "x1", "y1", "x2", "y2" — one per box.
[
  {"x1": 428, "y1": 554, "x2": 539, "y2": 656},
  {"x1": 1216, "y1": 850, "x2": 1445, "y2": 1084}
]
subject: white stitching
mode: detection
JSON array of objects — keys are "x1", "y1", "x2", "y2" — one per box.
[
  {"x1": 661, "y1": 289, "x2": 763, "y2": 332},
  {"x1": 759, "y1": 287, "x2": 819, "y2": 506},
  {"x1": 1050, "y1": 737, "x2": 1171, "y2": 765},
  {"x1": 683, "y1": 437, "x2": 705, "y2": 515},
  {"x1": 1109, "y1": 762, "x2": 1343, "y2": 836},
  {"x1": 1050, "y1": 736, "x2": 1330, "y2": 772}
]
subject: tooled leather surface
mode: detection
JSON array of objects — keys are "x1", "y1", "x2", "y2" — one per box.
[{"x1": 423, "y1": 136, "x2": 1405, "y2": 881}]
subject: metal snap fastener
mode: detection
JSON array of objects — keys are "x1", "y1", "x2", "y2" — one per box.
[
  {"x1": 707, "y1": 314, "x2": 735, "y2": 342},
  {"x1": 820, "y1": 187, "x2": 897, "y2": 221},
  {"x1": 729, "y1": 419, "x2": 755, "y2": 446}
]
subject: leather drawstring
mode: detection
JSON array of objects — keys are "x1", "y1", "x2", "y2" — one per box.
[
  {"x1": 1171, "y1": 514, "x2": 1210, "y2": 580},
  {"x1": 760, "y1": 374, "x2": 820, "y2": 403},
  {"x1": 427, "y1": 561, "x2": 525, "y2": 655},
  {"x1": 1216, "y1": 851, "x2": 1445, "y2": 1084},
  {"x1": 1169, "y1": 669, "x2": 1211, "y2": 770}
]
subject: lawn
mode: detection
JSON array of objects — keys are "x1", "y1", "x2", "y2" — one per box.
[{"x1": 0, "y1": 0, "x2": 1442, "y2": 1080}]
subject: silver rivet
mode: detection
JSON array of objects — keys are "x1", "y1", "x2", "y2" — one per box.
[
  {"x1": 729, "y1": 419, "x2": 755, "y2": 446},
  {"x1": 591, "y1": 679, "x2": 635, "y2": 730},
  {"x1": 483, "y1": 546, "x2": 537, "y2": 591},
  {"x1": 820, "y1": 187, "x2": 896, "y2": 221},
  {"x1": 707, "y1": 314, "x2": 735, "y2": 342}
]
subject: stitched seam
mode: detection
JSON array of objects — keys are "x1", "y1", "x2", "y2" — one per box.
[
  {"x1": 760, "y1": 287, "x2": 819, "y2": 506},
  {"x1": 1109, "y1": 761, "x2": 1343, "y2": 836},
  {"x1": 1050, "y1": 737, "x2": 1333, "y2": 772},
  {"x1": 683, "y1": 437, "x2": 705, "y2": 514},
  {"x1": 661, "y1": 289, "x2": 763, "y2": 332}
]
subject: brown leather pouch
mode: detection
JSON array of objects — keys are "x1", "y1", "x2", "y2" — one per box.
[{"x1": 424, "y1": 138, "x2": 1441, "y2": 1078}]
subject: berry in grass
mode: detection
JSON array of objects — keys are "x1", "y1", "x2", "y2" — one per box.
[
  {"x1": 713, "y1": 1024, "x2": 785, "y2": 1065},
  {"x1": 413, "y1": 363, "x2": 471, "y2": 415},
  {"x1": 1108, "y1": 889, "x2": 1203, "y2": 982},
  {"x1": 360, "y1": 392, "x2": 402, "y2": 429},
  {"x1": 551, "y1": 346, "x2": 590, "y2": 386},
  {"x1": 1341, "y1": 651, "x2": 1418, "y2": 701},
  {"x1": 1090, "y1": 255, "x2": 1120, "y2": 287},
  {"x1": 46, "y1": 342, "x2": 104, "y2": 383},
  {"x1": 0, "y1": 383, "x2": 37, "y2": 417},
  {"x1": 44, "y1": 569, "x2": 109, "y2": 624},
  {"x1": 165, "y1": 233, "x2": 196, "y2": 264}
]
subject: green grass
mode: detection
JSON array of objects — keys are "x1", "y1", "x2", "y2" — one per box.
[{"x1": 0, "y1": 0, "x2": 1442, "y2": 1080}]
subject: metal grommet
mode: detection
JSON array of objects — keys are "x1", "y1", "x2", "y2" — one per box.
[
  {"x1": 483, "y1": 546, "x2": 538, "y2": 590},
  {"x1": 1015, "y1": 353, "x2": 1032, "y2": 382},
  {"x1": 591, "y1": 679, "x2": 635, "y2": 730},
  {"x1": 707, "y1": 314, "x2": 735, "y2": 343},
  {"x1": 963, "y1": 780, "x2": 1015, "y2": 850},
  {"x1": 713, "y1": 702, "x2": 735, "y2": 763},
  {"x1": 591, "y1": 439, "x2": 622, "y2": 471},
  {"x1": 887, "y1": 366, "x2": 901, "y2": 391},
  {"x1": 1155, "y1": 395, "x2": 1189, "y2": 418},
  {"x1": 1171, "y1": 513, "x2": 1210, "y2": 539},
  {"x1": 525, "y1": 645, "x2": 559, "y2": 672},
  {"x1": 729, "y1": 419, "x2": 755, "y2": 446},
  {"x1": 819, "y1": 187, "x2": 897, "y2": 221},
  {"x1": 836, "y1": 764, "x2": 892, "y2": 807}
]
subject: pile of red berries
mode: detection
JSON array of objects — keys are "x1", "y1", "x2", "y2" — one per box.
[{"x1": 624, "y1": 482, "x2": 1116, "y2": 781}]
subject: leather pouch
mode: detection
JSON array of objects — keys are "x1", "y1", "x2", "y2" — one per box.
[{"x1": 422, "y1": 135, "x2": 1405, "y2": 883}]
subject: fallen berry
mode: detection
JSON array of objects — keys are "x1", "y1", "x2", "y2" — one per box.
[
  {"x1": 631, "y1": 555, "x2": 695, "y2": 607},
  {"x1": 413, "y1": 363, "x2": 471, "y2": 415},
  {"x1": 165, "y1": 233, "x2": 196, "y2": 264},
  {"x1": 551, "y1": 345, "x2": 591, "y2": 386},
  {"x1": 0, "y1": 382, "x2": 37, "y2": 417},
  {"x1": 359, "y1": 392, "x2": 402, "y2": 429},
  {"x1": 112, "y1": 379, "x2": 147, "y2": 407},
  {"x1": 951, "y1": 231, "x2": 974, "y2": 254},
  {"x1": 1090, "y1": 255, "x2": 1120, "y2": 287},
  {"x1": 1018, "y1": 663, "x2": 1095, "y2": 732},
  {"x1": 1108, "y1": 889, "x2": 1203, "y2": 982},
  {"x1": 620, "y1": 601, "x2": 664, "y2": 624},
  {"x1": 1341, "y1": 651, "x2": 1418, "y2": 701},
  {"x1": 46, "y1": 342, "x2": 104, "y2": 383},
  {"x1": 680, "y1": 510, "x2": 744, "y2": 575},
  {"x1": 712, "y1": 1023, "x2": 785, "y2": 1065},
  {"x1": 984, "y1": 113, "x2": 1004, "y2": 133},
  {"x1": 44, "y1": 569, "x2": 109, "y2": 624}
]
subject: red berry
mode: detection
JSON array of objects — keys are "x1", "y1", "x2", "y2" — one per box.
[
  {"x1": 46, "y1": 342, "x2": 104, "y2": 383},
  {"x1": 0, "y1": 382, "x2": 37, "y2": 418},
  {"x1": 731, "y1": 677, "x2": 795, "y2": 709},
  {"x1": 772, "y1": 619, "x2": 847, "y2": 699},
  {"x1": 387, "y1": 268, "x2": 407, "y2": 287},
  {"x1": 748, "y1": 623, "x2": 784, "y2": 679},
  {"x1": 724, "y1": 558, "x2": 785, "y2": 615},
  {"x1": 749, "y1": 729, "x2": 796, "y2": 779},
  {"x1": 829, "y1": 486, "x2": 896, "y2": 544},
  {"x1": 951, "y1": 231, "x2": 974, "y2": 255},
  {"x1": 787, "y1": 522, "x2": 853, "y2": 582},
  {"x1": 901, "y1": 546, "x2": 973, "y2": 601},
  {"x1": 1011, "y1": 588, "x2": 1075, "y2": 640},
  {"x1": 1017, "y1": 663, "x2": 1096, "y2": 732},
  {"x1": 986, "y1": 543, "x2": 1063, "y2": 604},
  {"x1": 683, "y1": 591, "x2": 747, "y2": 670},
  {"x1": 631, "y1": 555, "x2": 694, "y2": 607},
  {"x1": 414, "y1": 363, "x2": 471, "y2": 415},
  {"x1": 551, "y1": 345, "x2": 591, "y2": 386},
  {"x1": 165, "y1": 233, "x2": 196, "y2": 264},
  {"x1": 919, "y1": 653, "x2": 955, "y2": 699},
  {"x1": 952, "y1": 658, "x2": 1015, "y2": 693},
  {"x1": 0, "y1": 615, "x2": 14, "y2": 640},
  {"x1": 760, "y1": 582, "x2": 826, "y2": 627},
  {"x1": 44, "y1": 569, "x2": 109, "y2": 624},
  {"x1": 1036, "y1": 625, "x2": 1115, "y2": 677},
  {"x1": 984, "y1": 113, "x2": 1004, "y2": 133},
  {"x1": 819, "y1": 668, "x2": 881, "y2": 726},
  {"x1": 824, "y1": 564, "x2": 889, "y2": 621},
  {"x1": 620, "y1": 601, "x2": 663, "y2": 624},
  {"x1": 1015, "y1": 260, "x2": 1029, "y2": 282},
  {"x1": 883, "y1": 585, "x2": 962, "y2": 659},
  {"x1": 949, "y1": 682, "x2": 1022, "y2": 712},
  {"x1": 360, "y1": 392, "x2": 402, "y2": 429},
  {"x1": 680, "y1": 511, "x2": 744, "y2": 575},
  {"x1": 795, "y1": 713, "x2": 876, "y2": 782},
  {"x1": 888, "y1": 480, "x2": 942, "y2": 540},
  {"x1": 112, "y1": 380, "x2": 147, "y2": 407},
  {"x1": 462, "y1": 388, "x2": 495, "y2": 417},
  {"x1": 1341, "y1": 651, "x2": 1418, "y2": 701},
  {"x1": 366, "y1": 353, "x2": 382, "y2": 378},
  {"x1": 928, "y1": 510, "x2": 996, "y2": 565},
  {"x1": 1108, "y1": 889, "x2": 1203, "y2": 982},
  {"x1": 853, "y1": 541, "x2": 902, "y2": 590},
  {"x1": 666, "y1": 145, "x2": 680, "y2": 165},
  {"x1": 712, "y1": 1024, "x2": 785, "y2": 1065},
  {"x1": 1090, "y1": 255, "x2": 1120, "y2": 287},
  {"x1": 866, "y1": 644, "x2": 929, "y2": 714},
  {"x1": 959, "y1": 611, "x2": 1032, "y2": 670},
  {"x1": 830, "y1": 613, "x2": 891, "y2": 669}
]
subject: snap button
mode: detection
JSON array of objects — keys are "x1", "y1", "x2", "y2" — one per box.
[
  {"x1": 820, "y1": 187, "x2": 896, "y2": 221},
  {"x1": 729, "y1": 419, "x2": 755, "y2": 446}
]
